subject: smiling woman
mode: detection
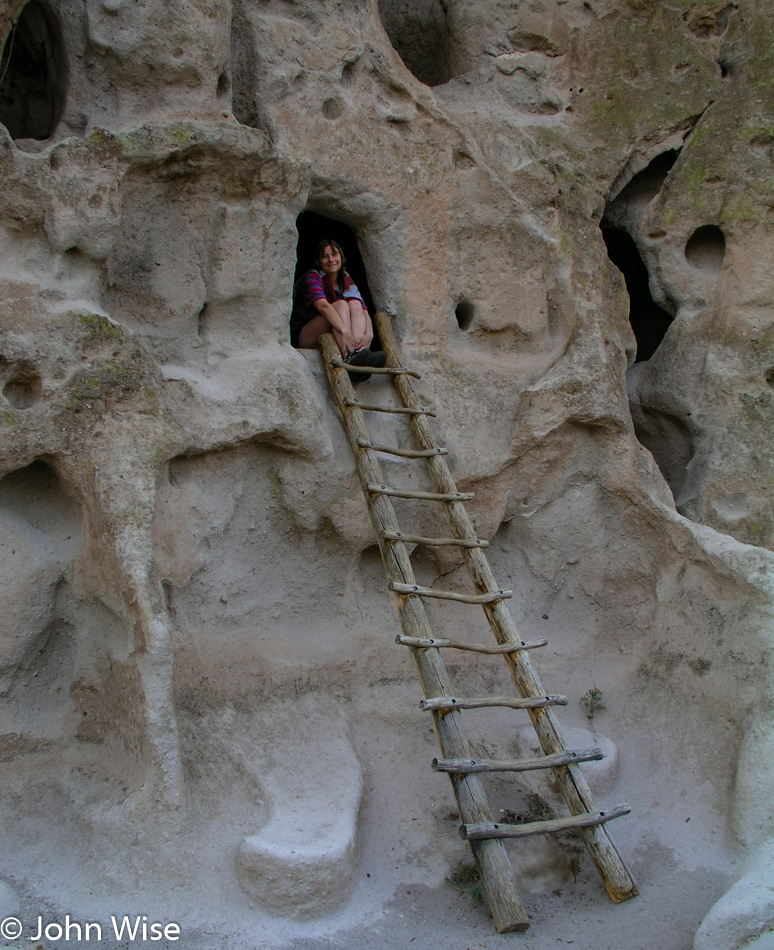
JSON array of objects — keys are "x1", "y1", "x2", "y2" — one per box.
[{"x1": 290, "y1": 237, "x2": 386, "y2": 375}]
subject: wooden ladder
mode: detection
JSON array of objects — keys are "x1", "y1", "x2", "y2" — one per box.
[{"x1": 319, "y1": 313, "x2": 638, "y2": 933}]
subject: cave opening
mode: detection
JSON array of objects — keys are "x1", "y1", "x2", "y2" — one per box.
[
  {"x1": 292, "y1": 211, "x2": 378, "y2": 347},
  {"x1": 2, "y1": 359, "x2": 42, "y2": 409},
  {"x1": 627, "y1": 397, "x2": 695, "y2": 508},
  {"x1": 377, "y1": 0, "x2": 454, "y2": 87},
  {"x1": 601, "y1": 227, "x2": 674, "y2": 362},
  {"x1": 455, "y1": 298, "x2": 475, "y2": 331},
  {"x1": 613, "y1": 150, "x2": 678, "y2": 208},
  {"x1": 685, "y1": 224, "x2": 726, "y2": 273},
  {"x1": 229, "y1": 0, "x2": 272, "y2": 136},
  {"x1": 0, "y1": 0, "x2": 67, "y2": 141}
]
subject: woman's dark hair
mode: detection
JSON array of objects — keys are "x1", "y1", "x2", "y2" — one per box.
[{"x1": 314, "y1": 238, "x2": 347, "y2": 276}]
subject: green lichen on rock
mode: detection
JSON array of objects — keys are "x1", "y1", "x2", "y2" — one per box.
[
  {"x1": 88, "y1": 128, "x2": 123, "y2": 161},
  {"x1": 1, "y1": 409, "x2": 19, "y2": 429},
  {"x1": 577, "y1": 4, "x2": 720, "y2": 147},
  {"x1": 64, "y1": 355, "x2": 146, "y2": 413},
  {"x1": 78, "y1": 314, "x2": 124, "y2": 344}
]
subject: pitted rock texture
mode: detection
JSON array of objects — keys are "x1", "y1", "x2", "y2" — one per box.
[{"x1": 1, "y1": 1, "x2": 773, "y2": 948}]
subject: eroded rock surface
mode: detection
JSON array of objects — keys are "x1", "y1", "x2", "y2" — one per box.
[{"x1": 0, "y1": 1, "x2": 773, "y2": 947}]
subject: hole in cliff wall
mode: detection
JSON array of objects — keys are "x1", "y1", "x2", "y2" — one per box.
[
  {"x1": 614, "y1": 150, "x2": 678, "y2": 207},
  {"x1": 455, "y1": 298, "x2": 475, "y2": 331},
  {"x1": 293, "y1": 211, "x2": 377, "y2": 345},
  {"x1": 685, "y1": 224, "x2": 725, "y2": 273},
  {"x1": 601, "y1": 227, "x2": 674, "y2": 362},
  {"x1": 0, "y1": 0, "x2": 67, "y2": 141},
  {"x1": 377, "y1": 0, "x2": 454, "y2": 86},
  {"x1": 230, "y1": 0, "x2": 271, "y2": 135},
  {"x1": 628, "y1": 401, "x2": 695, "y2": 505},
  {"x1": 2, "y1": 360, "x2": 42, "y2": 409},
  {"x1": 0, "y1": 459, "x2": 81, "y2": 542}
]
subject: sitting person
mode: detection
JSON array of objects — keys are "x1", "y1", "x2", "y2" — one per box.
[{"x1": 290, "y1": 239, "x2": 386, "y2": 371}]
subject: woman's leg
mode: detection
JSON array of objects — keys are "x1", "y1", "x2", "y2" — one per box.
[
  {"x1": 297, "y1": 300, "x2": 353, "y2": 356},
  {"x1": 348, "y1": 301, "x2": 373, "y2": 351}
]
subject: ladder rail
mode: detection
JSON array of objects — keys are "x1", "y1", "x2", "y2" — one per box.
[
  {"x1": 373, "y1": 312, "x2": 638, "y2": 905},
  {"x1": 320, "y1": 332, "x2": 530, "y2": 933}
]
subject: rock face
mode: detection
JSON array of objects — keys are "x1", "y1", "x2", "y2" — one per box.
[{"x1": 0, "y1": 0, "x2": 773, "y2": 947}]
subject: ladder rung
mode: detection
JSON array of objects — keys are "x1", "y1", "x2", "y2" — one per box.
[
  {"x1": 460, "y1": 804, "x2": 632, "y2": 841},
  {"x1": 343, "y1": 398, "x2": 436, "y2": 417},
  {"x1": 329, "y1": 358, "x2": 420, "y2": 379},
  {"x1": 421, "y1": 694, "x2": 568, "y2": 712},
  {"x1": 356, "y1": 439, "x2": 448, "y2": 459},
  {"x1": 433, "y1": 747, "x2": 604, "y2": 774},
  {"x1": 396, "y1": 634, "x2": 547, "y2": 654},
  {"x1": 382, "y1": 531, "x2": 488, "y2": 548},
  {"x1": 366, "y1": 482, "x2": 474, "y2": 501},
  {"x1": 390, "y1": 582, "x2": 512, "y2": 604}
]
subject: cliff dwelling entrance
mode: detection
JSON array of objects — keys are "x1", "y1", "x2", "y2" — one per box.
[
  {"x1": 294, "y1": 211, "x2": 376, "y2": 316},
  {"x1": 600, "y1": 149, "x2": 678, "y2": 362},
  {"x1": 377, "y1": 0, "x2": 454, "y2": 87},
  {"x1": 600, "y1": 149, "x2": 695, "y2": 508},
  {"x1": 0, "y1": 0, "x2": 67, "y2": 141},
  {"x1": 601, "y1": 227, "x2": 674, "y2": 363}
]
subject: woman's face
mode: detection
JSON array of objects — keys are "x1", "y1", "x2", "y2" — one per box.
[{"x1": 319, "y1": 245, "x2": 342, "y2": 277}]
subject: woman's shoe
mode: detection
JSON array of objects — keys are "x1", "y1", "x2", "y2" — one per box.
[
  {"x1": 344, "y1": 349, "x2": 375, "y2": 367},
  {"x1": 344, "y1": 348, "x2": 387, "y2": 384}
]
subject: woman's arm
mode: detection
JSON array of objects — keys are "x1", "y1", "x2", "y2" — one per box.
[{"x1": 313, "y1": 297, "x2": 356, "y2": 353}]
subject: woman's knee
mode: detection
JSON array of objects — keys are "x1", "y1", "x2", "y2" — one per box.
[{"x1": 332, "y1": 299, "x2": 350, "y2": 320}]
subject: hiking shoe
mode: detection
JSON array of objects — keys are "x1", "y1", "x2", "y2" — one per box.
[
  {"x1": 367, "y1": 349, "x2": 387, "y2": 368},
  {"x1": 344, "y1": 348, "x2": 372, "y2": 384},
  {"x1": 344, "y1": 349, "x2": 375, "y2": 367}
]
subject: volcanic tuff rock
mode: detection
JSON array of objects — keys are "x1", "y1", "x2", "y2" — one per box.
[{"x1": 1, "y1": 1, "x2": 773, "y2": 948}]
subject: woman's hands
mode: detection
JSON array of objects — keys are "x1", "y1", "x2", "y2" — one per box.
[
  {"x1": 341, "y1": 329, "x2": 357, "y2": 354},
  {"x1": 312, "y1": 297, "x2": 370, "y2": 358}
]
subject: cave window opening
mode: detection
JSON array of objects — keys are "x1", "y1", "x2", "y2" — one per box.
[
  {"x1": 685, "y1": 224, "x2": 725, "y2": 273},
  {"x1": 0, "y1": 0, "x2": 67, "y2": 141},
  {"x1": 601, "y1": 226, "x2": 674, "y2": 362},
  {"x1": 377, "y1": 0, "x2": 454, "y2": 87},
  {"x1": 455, "y1": 298, "x2": 475, "y2": 331},
  {"x1": 292, "y1": 211, "x2": 378, "y2": 349},
  {"x1": 614, "y1": 150, "x2": 678, "y2": 207}
]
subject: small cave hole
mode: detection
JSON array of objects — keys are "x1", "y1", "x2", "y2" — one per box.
[
  {"x1": 216, "y1": 72, "x2": 230, "y2": 99},
  {"x1": 3, "y1": 361, "x2": 42, "y2": 409},
  {"x1": 765, "y1": 367, "x2": 774, "y2": 389},
  {"x1": 0, "y1": 458, "x2": 81, "y2": 539},
  {"x1": 601, "y1": 226, "x2": 674, "y2": 362},
  {"x1": 229, "y1": 1, "x2": 271, "y2": 135},
  {"x1": 322, "y1": 97, "x2": 345, "y2": 120},
  {"x1": 716, "y1": 57, "x2": 731, "y2": 77},
  {"x1": 685, "y1": 224, "x2": 725, "y2": 273},
  {"x1": 630, "y1": 404, "x2": 695, "y2": 506},
  {"x1": 0, "y1": 0, "x2": 67, "y2": 142},
  {"x1": 377, "y1": 0, "x2": 455, "y2": 87},
  {"x1": 455, "y1": 298, "x2": 475, "y2": 331},
  {"x1": 714, "y1": 4, "x2": 736, "y2": 34},
  {"x1": 615, "y1": 150, "x2": 679, "y2": 207},
  {"x1": 292, "y1": 211, "x2": 377, "y2": 348}
]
